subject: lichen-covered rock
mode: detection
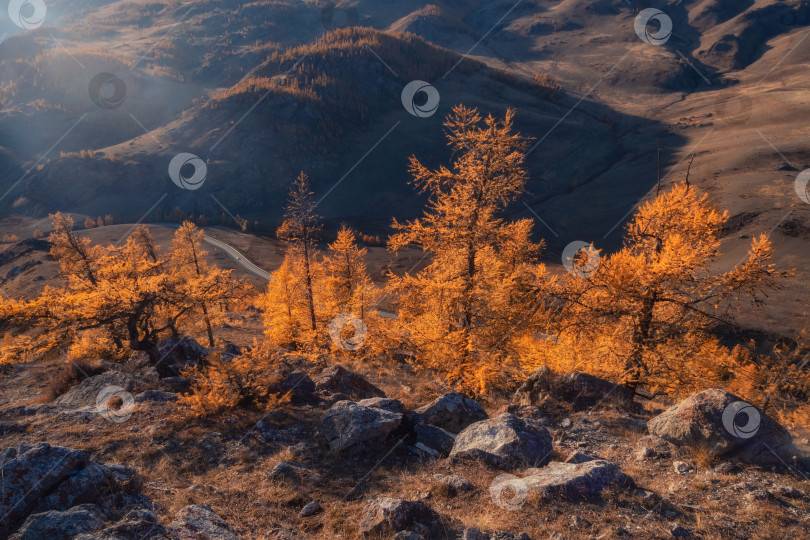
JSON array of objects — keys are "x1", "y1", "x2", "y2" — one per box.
[
  {"x1": 522, "y1": 460, "x2": 634, "y2": 499},
  {"x1": 0, "y1": 443, "x2": 90, "y2": 535},
  {"x1": 412, "y1": 392, "x2": 488, "y2": 433},
  {"x1": 450, "y1": 413, "x2": 552, "y2": 469},
  {"x1": 358, "y1": 497, "x2": 437, "y2": 536},
  {"x1": 648, "y1": 388, "x2": 794, "y2": 465},
  {"x1": 170, "y1": 504, "x2": 239, "y2": 540},
  {"x1": 319, "y1": 401, "x2": 402, "y2": 453},
  {"x1": 314, "y1": 365, "x2": 385, "y2": 400},
  {"x1": 13, "y1": 504, "x2": 106, "y2": 540}
]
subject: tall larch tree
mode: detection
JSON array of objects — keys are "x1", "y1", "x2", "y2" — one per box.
[
  {"x1": 323, "y1": 224, "x2": 374, "y2": 319},
  {"x1": 388, "y1": 105, "x2": 548, "y2": 393},
  {"x1": 276, "y1": 171, "x2": 321, "y2": 333}
]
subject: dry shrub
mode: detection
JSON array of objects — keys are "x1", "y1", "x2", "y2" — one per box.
[
  {"x1": 178, "y1": 343, "x2": 292, "y2": 417},
  {"x1": 43, "y1": 358, "x2": 106, "y2": 402}
]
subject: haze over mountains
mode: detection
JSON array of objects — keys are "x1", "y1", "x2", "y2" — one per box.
[{"x1": 2, "y1": 0, "x2": 810, "y2": 333}]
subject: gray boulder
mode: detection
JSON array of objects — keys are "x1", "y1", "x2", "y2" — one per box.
[
  {"x1": 412, "y1": 392, "x2": 488, "y2": 433},
  {"x1": 358, "y1": 497, "x2": 437, "y2": 536},
  {"x1": 319, "y1": 401, "x2": 402, "y2": 453},
  {"x1": 648, "y1": 388, "x2": 794, "y2": 465},
  {"x1": 450, "y1": 413, "x2": 552, "y2": 469},
  {"x1": 14, "y1": 504, "x2": 106, "y2": 540},
  {"x1": 522, "y1": 460, "x2": 634, "y2": 499},
  {"x1": 314, "y1": 365, "x2": 385, "y2": 400},
  {"x1": 170, "y1": 505, "x2": 239, "y2": 540}
]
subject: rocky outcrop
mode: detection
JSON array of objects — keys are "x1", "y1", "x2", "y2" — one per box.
[
  {"x1": 54, "y1": 372, "x2": 145, "y2": 408},
  {"x1": 0, "y1": 443, "x2": 152, "y2": 539},
  {"x1": 411, "y1": 392, "x2": 488, "y2": 433},
  {"x1": 314, "y1": 365, "x2": 385, "y2": 400},
  {"x1": 449, "y1": 413, "x2": 552, "y2": 469},
  {"x1": 648, "y1": 389, "x2": 795, "y2": 466},
  {"x1": 319, "y1": 400, "x2": 402, "y2": 453}
]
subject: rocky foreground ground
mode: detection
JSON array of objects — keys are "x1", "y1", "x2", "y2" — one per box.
[{"x1": 0, "y1": 341, "x2": 808, "y2": 539}]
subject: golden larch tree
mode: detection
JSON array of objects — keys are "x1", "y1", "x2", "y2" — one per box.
[
  {"x1": 551, "y1": 180, "x2": 790, "y2": 394},
  {"x1": 388, "y1": 105, "x2": 549, "y2": 393}
]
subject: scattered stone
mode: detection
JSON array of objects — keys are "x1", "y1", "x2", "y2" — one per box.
[
  {"x1": 358, "y1": 397, "x2": 405, "y2": 414},
  {"x1": 170, "y1": 504, "x2": 239, "y2": 540},
  {"x1": 673, "y1": 461, "x2": 695, "y2": 475},
  {"x1": 314, "y1": 365, "x2": 385, "y2": 400},
  {"x1": 319, "y1": 400, "x2": 402, "y2": 453},
  {"x1": 358, "y1": 497, "x2": 437, "y2": 536},
  {"x1": 773, "y1": 485, "x2": 803, "y2": 499},
  {"x1": 412, "y1": 392, "x2": 488, "y2": 433},
  {"x1": 268, "y1": 461, "x2": 318, "y2": 483},
  {"x1": 745, "y1": 489, "x2": 775, "y2": 502},
  {"x1": 462, "y1": 528, "x2": 488, "y2": 540},
  {"x1": 670, "y1": 523, "x2": 692, "y2": 538},
  {"x1": 522, "y1": 459, "x2": 634, "y2": 499},
  {"x1": 433, "y1": 474, "x2": 475, "y2": 494},
  {"x1": 712, "y1": 462, "x2": 735, "y2": 474},
  {"x1": 560, "y1": 418, "x2": 572, "y2": 429},
  {"x1": 450, "y1": 413, "x2": 552, "y2": 469},
  {"x1": 299, "y1": 501, "x2": 321, "y2": 517},
  {"x1": 636, "y1": 446, "x2": 656, "y2": 461},
  {"x1": 414, "y1": 423, "x2": 456, "y2": 455},
  {"x1": 648, "y1": 388, "x2": 795, "y2": 466},
  {"x1": 15, "y1": 504, "x2": 106, "y2": 540}
]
